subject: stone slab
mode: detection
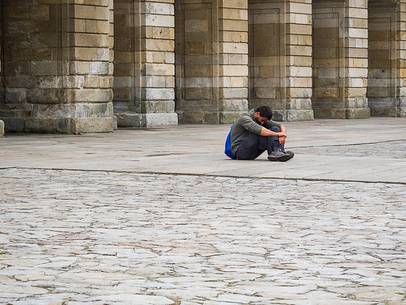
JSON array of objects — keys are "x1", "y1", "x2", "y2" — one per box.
[
  {"x1": 116, "y1": 112, "x2": 178, "y2": 128},
  {"x1": 0, "y1": 118, "x2": 405, "y2": 184}
]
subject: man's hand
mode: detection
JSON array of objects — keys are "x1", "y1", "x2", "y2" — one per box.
[{"x1": 279, "y1": 135, "x2": 287, "y2": 145}]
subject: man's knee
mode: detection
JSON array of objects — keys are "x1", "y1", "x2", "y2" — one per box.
[{"x1": 270, "y1": 125, "x2": 281, "y2": 133}]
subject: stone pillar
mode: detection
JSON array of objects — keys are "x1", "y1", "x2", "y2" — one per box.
[
  {"x1": 0, "y1": 1, "x2": 3, "y2": 132},
  {"x1": 116, "y1": 0, "x2": 177, "y2": 127},
  {"x1": 109, "y1": 0, "x2": 117, "y2": 128},
  {"x1": 397, "y1": 0, "x2": 406, "y2": 116},
  {"x1": 175, "y1": 0, "x2": 248, "y2": 124},
  {"x1": 248, "y1": 0, "x2": 313, "y2": 122},
  {"x1": 313, "y1": 0, "x2": 369, "y2": 119},
  {"x1": 54, "y1": 1, "x2": 114, "y2": 133},
  {"x1": 218, "y1": 0, "x2": 249, "y2": 123},
  {"x1": 0, "y1": 1, "x2": 114, "y2": 133},
  {"x1": 285, "y1": 0, "x2": 314, "y2": 120},
  {"x1": 344, "y1": 0, "x2": 370, "y2": 118}
]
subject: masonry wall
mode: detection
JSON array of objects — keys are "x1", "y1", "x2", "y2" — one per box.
[
  {"x1": 217, "y1": 0, "x2": 249, "y2": 123},
  {"x1": 0, "y1": 0, "x2": 40, "y2": 131},
  {"x1": 285, "y1": 0, "x2": 314, "y2": 121},
  {"x1": 0, "y1": 1, "x2": 3, "y2": 111},
  {"x1": 0, "y1": 0, "x2": 114, "y2": 133},
  {"x1": 399, "y1": 0, "x2": 406, "y2": 116},
  {"x1": 1, "y1": 0, "x2": 405, "y2": 134},
  {"x1": 113, "y1": 0, "x2": 140, "y2": 116},
  {"x1": 368, "y1": 0, "x2": 398, "y2": 116},
  {"x1": 176, "y1": 0, "x2": 218, "y2": 123},
  {"x1": 249, "y1": 0, "x2": 286, "y2": 119},
  {"x1": 312, "y1": 0, "x2": 345, "y2": 118}
]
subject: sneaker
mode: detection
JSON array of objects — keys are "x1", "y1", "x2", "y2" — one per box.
[
  {"x1": 268, "y1": 150, "x2": 294, "y2": 162},
  {"x1": 285, "y1": 150, "x2": 294, "y2": 159}
]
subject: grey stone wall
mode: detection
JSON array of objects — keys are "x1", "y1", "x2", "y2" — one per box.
[
  {"x1": 0, "y1": 0, "x2": 405, "y2": 134},
  {"x1": 113, "y1": 0, "x2": 178, "y2": 127},
  {"x1": 368, "y1": 0, "x2": 399, "y2": 116},
  {"x1": 0, "y1": 0, "x2": 114, "y2": 134}
]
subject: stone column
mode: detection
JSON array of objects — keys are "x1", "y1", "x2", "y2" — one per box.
[
  {"x1": 0, "y1": 1, "x2": 3, "y2": 133},
  {"x1": 109, "y1": 0, "x2": 117, "y2": 128},
  {"x1": 285, "y1": 0, "x2": 314, "y2": 120},
  {"x1": 115, "y1": 0, "x2": 177, "y2": 127},
  {"x1": 313, "y1": 0, "x2": 369, "y2": 119},
  {"x1": 51, "y1": 1, "x2": 115, "y2": 133},
  {"x1": 343, "y1": 0, "x2": 370, "y2": 118},
  {"x1": 397, "y1": 0, "x2": 406, "y2": 116},
  {"x1": 218, "y1": 0, "x2": 249, "y2": 123},
  {"x1": 139, "y1": 0, "x2": 178, "y2": 126},
  {"x1": 0, "y1": 1, "x2": 115, "y2": 133}
]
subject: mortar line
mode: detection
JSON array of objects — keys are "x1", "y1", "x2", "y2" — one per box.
[{"x1": 1, "y1": 166, "x2": 405, "y2": 186}]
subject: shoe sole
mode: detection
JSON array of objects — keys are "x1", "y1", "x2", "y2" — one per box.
[{"x1": 268, "y1": 152, "x2": 294, "y2": 162}]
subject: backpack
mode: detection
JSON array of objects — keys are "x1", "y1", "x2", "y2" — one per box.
[{"x1": 224, "y1": 126, "x2": 235, "y2": 159}]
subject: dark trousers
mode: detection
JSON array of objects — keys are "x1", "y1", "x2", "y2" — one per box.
[{"x1": 235, "y1": 126, "x2": 284, "y2": 160}]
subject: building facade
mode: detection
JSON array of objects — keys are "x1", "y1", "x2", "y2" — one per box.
[{"x1": 0, "y1": 0, "x2": 405, "y2": 133}]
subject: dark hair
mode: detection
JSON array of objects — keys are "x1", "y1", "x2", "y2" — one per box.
[{"x1": 255, "y1": 106, "x2": 273, "y2": 120}]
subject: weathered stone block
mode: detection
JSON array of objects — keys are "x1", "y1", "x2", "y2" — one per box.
[{"x1": 116, "y1": 112, "x2": 178, "y2": 127}]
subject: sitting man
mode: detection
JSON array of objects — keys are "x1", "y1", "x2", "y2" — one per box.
[{"x1": 225, "y1": 106, "x2": 294, "y2": 162}]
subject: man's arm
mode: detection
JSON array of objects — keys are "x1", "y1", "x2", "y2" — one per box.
[
  {"x1": 260, "y1": 127, "x2": 286, "y2": 137},
  {"x1": 278, "y1": 124, "x2": 287, "y2": 144}
]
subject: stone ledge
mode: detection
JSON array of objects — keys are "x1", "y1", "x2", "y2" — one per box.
[{"x1": 1, "y1": 117, "x2": 114, "y2": 134}]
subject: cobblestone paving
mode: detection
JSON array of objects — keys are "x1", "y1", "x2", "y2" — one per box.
[{"x1": 0, "y1": 168, "x2": 405, "y2": 305}]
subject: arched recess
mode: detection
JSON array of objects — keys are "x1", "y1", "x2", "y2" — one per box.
[
  {"x1": 0, "y1": 0, "x2": 114, "y2": 133},
  {"x1": 312, "y1": 0, "x2": 346, "y2": 118},
  {"x1": 113, "y1": 0, "x2": 142, "y2": 125},
  {"x1": 248, "y1": 0, "x2": 286, "y2": 120},
  {"x1": 368, "y1": 0, "x2": 400, "y2": 116},
  {"x1": 175, "y1": 0, "x2": 219, "y2": 123},
  {"x1": 0, "y1": 0, "x2": 65, "y2": 131}
]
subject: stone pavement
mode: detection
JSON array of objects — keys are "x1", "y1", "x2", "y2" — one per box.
[
  {"x1": 0, "y1": 118, "x2": 406, "y2": 304},
  {"x1": 1, "y1": 118, "x2": 406, "y2": 183}
]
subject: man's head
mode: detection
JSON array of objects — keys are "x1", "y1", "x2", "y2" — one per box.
[{"x1": 254, "y1": 106, "x2": 273, "y2": 125}]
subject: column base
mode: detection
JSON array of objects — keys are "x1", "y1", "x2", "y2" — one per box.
[
  {"x1": 369, "y1": 98, "x2": 406, "y2": 117},
  {"x1": 314, "y1": 108, "x2": 371, "y2": 119},
  {"x1": 313, "y1": 98, "x2": 371, "y2": 119},
  {"x1": 1, "y1": 102, "x2": 115, "y2": 134},
  {"x1": 220, "y1": 111, "x2": 246, "y2": 124},
  {"x1": 0, "y1": 117, "x2": 114, "y2": 134},
  {"x1": 177, "y1": 111, "x2": 220, "y2": 124},
  {"x1": 287, "y1": 110, "x2": 314, "y2": 121},
  {"x1": 116, "y1": 112, "x2": 178, "y2": 128}
]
